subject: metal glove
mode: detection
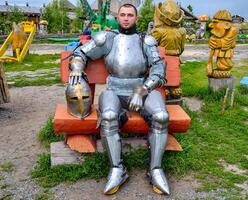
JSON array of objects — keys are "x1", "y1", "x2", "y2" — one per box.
[
  {"x1": 69, "y1": 57, "x2": 86, "y2": 85},
  {"x1": 129, "y1": 86, "x2": 148, "y2": 112}
]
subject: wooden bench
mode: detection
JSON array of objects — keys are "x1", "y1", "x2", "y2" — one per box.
[{"x1": 54, "y1": 47, "x2": 190, "y2": 153}]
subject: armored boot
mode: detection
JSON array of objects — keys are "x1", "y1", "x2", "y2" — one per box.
[
  {"x1": 148, "y1": 111, "x2": 170, "y2": 195},
  {"x1": 100, "y1": 108, "x2": 128, "y2": 195}
]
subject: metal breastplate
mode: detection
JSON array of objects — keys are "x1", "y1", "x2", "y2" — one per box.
[{"x1": 105, "y1": 33, "x2": 147, "y2": 78}]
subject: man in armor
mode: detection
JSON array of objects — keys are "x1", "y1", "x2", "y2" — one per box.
[{"x1": 69, "y1": 4, "x2": 170, "y2": 195}]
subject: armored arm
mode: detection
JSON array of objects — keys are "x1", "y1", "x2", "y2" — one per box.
[
  {"x1": 143, "y1": 35, "x2": 166, "y2": 92},
  {"x1": 69, "y1": 31, "x2": 114, "y2": 85},
  {"x1": 129, "y1": 35, "x2": 166, "y2": 111}
]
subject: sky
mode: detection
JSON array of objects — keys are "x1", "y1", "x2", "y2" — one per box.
[{"x1": 2, "y1": 0, "x2": 248, "y2": 20}]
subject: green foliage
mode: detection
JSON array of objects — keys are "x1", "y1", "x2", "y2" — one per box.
[
  {"x1": 32, "y1": 153, "x2": 110, "y2": 187},
  {"x1": 35, "y1": 189, "x2": 53, "y2": 200},
  {"x1": 179, "y1": 60, "x2": 248, "y2": 193},
  {"x1": 7, "y1": 6, "x2": 25, "y2": 24},
  {"x1": 4, "y1": 54, "x2": 60, "y2": 72},
  {"x1": 205, "y1": 17, "x2": 212, "y2": 39},
  {"x1": 187, "y1": 4, "x2": 193, "y2": 14},
  {"x1": 38, "y1": 117, "x2": 64, "y2": 148},
  {"x1": 137, "y1": 0, "x2": 154, "y2": 32},
  {"x1": 42, "y1": 0, "x2": 71, "y2": 33},
  {"x1": 3, "y1": 54, "x2": 61, "y2": 87},
  {"x1": 0, "y1": 6, "x2": 25, "y2": 35},
  {"x1": 0, "y1": 14, "x2": 7, "y2": 35},
  {"x1": 0, "y1": 162, "x2": 14, "y2": 172},
  {"x1": 70, "y1": 1, "x2": 85, "y2": 33}
]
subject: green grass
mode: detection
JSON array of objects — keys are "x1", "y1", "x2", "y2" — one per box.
[
  {"x1": 178, "y1": 60, "x2": 248, "y2": 193},
  {"x1": 11, "y1": 76, "x2": 61, "y2": 87},
  {"x1": 0, "y1": 162, "x2": 14, "y2": 172},
  {"x1": 32, "y1": 60, "x2": 248, "y2": 197},
  {"x1": 3, "y1": 54, "x2": 62, "y2": 87},
  {"x1": 38, "y1": 117, "x2": 64, "y2": 148},
  {"x1": 3, "y1": 54, "x2": 60, "y2": 72},
  {"x1": 35, "y1": 189, "x2": 53, "y2": 200}
]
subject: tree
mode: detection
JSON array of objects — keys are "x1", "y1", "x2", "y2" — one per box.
[
  {"x1": 8, "y1": 6, "x2": 25, "y2": 23},
  {"x1": 137, "y1": 0, "x2": 155, "y2": 32},
  {"x1": 0, "y1": 6, "x2": 25, "y2": 35},
  {"x1": 187, "y1": 4, "x2": 193, "y2": 14},
  {"x1": 42, "y1": 0, "x2": 70, "y2": 33},
  {"x1": 70, "y1": 1, "x2": 85, "y2": 33}
]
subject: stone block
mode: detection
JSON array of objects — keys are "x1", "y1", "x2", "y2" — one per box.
[
  {"x1": 50, "y1": 141, "x2": 83, "y2": 166},
  {"x1": 208, "y1": 76, "x2": 235, "y2": 92}
]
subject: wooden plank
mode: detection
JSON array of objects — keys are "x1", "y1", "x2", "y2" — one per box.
[
  {"x1": 54, "y1": 104, "x2": 191, "y2": 134},
  {"x1": 66, "y1": 135, "x2": 97, "y2": 153},
  {"x1": 0, "y1": 62, "x2": 10, "y2": 104}
]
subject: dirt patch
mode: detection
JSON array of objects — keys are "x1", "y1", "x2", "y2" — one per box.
[
  {"x1": 51, "y1": 171, "x2": 205, "y2": 200},
  {"x1": 235, "y1": 181, "x2": 248, "y2": 197},
  {"x1": 220, "y1": 160, "x2": 247, "y2": 176},
  {"x1": 0, "y1": 85, "x2": 65, "y2": 199},
  {"x1": 183, "y1": 97, "x2": 203, "y2": 112}
]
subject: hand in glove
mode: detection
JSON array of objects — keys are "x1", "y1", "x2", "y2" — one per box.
[
  {"x1": 129, "y1": 86, "x2": 148, "y2": 112},
  {"x1": 69, "y1": 57, "x2": 87, "y2": 85},
  {"x1": 69, "y1": 70, "x2": 88, "y2": 85}
]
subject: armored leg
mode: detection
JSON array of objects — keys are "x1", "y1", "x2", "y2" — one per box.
[
  {"x1": 143, "y1": 90, "x2": 170, "y2": 195},
  {"x1": 99, "y1": 90, "x2": 128, "y2": 195}
]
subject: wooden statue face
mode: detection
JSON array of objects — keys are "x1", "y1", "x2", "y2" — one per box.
[{"x1": 209, "y1": 19, "x2": 231, "y2": 38}]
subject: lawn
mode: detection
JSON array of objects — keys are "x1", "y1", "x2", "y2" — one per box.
[
  {"x1": 31, "y1": 58, "x2": 248, "y2": 198},
  {"x1": 3, "y1": 54, "x2": 61, "y2": 87}
]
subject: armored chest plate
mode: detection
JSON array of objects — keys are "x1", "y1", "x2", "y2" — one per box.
[{"x1": 105, "y1": 33, "x2": 147, "y2": 78}]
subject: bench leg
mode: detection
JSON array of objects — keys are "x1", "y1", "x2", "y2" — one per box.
[{"x1": 66, "y1": 135, "x2": 97, "y2": 153}]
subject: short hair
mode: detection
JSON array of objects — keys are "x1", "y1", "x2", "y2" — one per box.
[{"x1": 118, "y1": 3, "x2": 138, "y2": 16}]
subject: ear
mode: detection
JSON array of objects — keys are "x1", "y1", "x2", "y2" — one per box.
[{"x1": 224, "y1": 22, "x2": 231, "y2": 29}]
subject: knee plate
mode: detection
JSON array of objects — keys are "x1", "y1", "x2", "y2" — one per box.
[
  {"x1": 100, "y1": 109, "x2": 119, "y2": 136},
  {"x1": 99, "y1": 90, "x2": 121, "y2": 136},
  {"x1": 151, "y1": 111, "x2": 169, "y2": 132}
]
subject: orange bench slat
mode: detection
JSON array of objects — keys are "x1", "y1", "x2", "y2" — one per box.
[
  {"x1": 65, "y1": 134, "x2": 182, "y2": 153},
  {"x1": 54, "y1": 104, "x2": 190, "y2": 135}
]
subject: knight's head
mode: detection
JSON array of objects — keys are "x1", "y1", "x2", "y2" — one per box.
[
  {"x1": 117, "y1": 3, "x2": 138, "y2": 30},
  {"x1": 209, "y1": 10, "x2": 232, "y2": 38}
]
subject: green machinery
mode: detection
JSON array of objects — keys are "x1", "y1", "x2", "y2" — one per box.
[{"x1": 80, "y1": 0, "x2": 118, "y2": 34}]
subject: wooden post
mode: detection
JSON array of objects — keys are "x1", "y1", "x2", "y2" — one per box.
[{"x1": 0, "y1": 62, "x2": 10, "y2": 104}]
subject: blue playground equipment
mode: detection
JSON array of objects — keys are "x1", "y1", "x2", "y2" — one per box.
[
  {"x1": 64, "y1": 41, "x2": 81, "y2": 51},
  {"x1": 240, "y1": 76, "x2": 248, "y2": 87}
]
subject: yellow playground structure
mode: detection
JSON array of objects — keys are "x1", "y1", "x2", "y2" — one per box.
[{"x1": 0, "y1": 21, "x2": 36, "y2": 63}]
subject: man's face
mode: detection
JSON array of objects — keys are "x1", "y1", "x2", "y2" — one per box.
[{"x1": 117, "y1": 6, "x2": 138, "y2": 29}]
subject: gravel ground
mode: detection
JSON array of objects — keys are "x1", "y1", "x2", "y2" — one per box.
[
  {"x1": 0, "y1": 44, "x2": 247, "y2": 199},
  {"x1": 181, "y1": 44, "x2": 248, "y2": 61},
  {"x1": 4, "y1": 43, "x2": 248, "y2": 61}
]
